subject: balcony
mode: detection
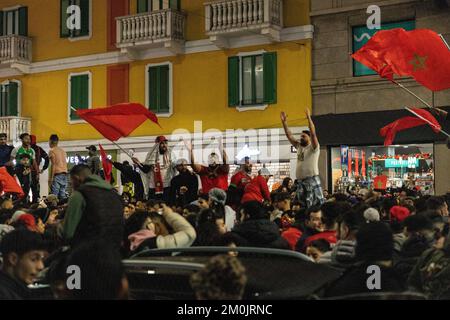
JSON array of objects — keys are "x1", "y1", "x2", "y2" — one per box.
[
  {"x1": 205, "y1": 0, "x2": 283, "y2": 48},
  {"x1": 116, "y1": 9, "x2": 186, "y2": 57},
  {"x1": 0, "y1": 117, "x2": 31, "y2": 144},
  {"x1": 0, "y1": 35, "x2": 32, "y2": 74}
]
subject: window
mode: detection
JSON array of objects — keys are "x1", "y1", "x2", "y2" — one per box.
[
  {"x1": 0, "y1": 80, "x2": 20, "y2": 117},
  {"x1": 60, "y1": 0, "x2": 90, "y2": 39},
  {"x1": 146, "y1": 63, "x2": 172, "y2": 116},
  {"x1": 353, "y1": 20, "x2": 415, "y2": 76},
  {"x1": 228, "y1": 52, "x2": 277, "y2": 109},
  {"x1": 0, "y1": 7, "x2": 28, "y2": 36},
  {"x1": 330, "y1": 144, "x2": 434, "y2": 195},
  {"x1": 137, "y1": 0, "x2": 180, "y2": 13},
  {"x1": 68, "y1": 72, "x2": 91, "y2": 122}
]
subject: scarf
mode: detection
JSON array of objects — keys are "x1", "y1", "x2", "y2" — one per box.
[
  {"x1": 128, "y1": 229, "x2": 157, "y2": 251},
  {"x1": 144, "y1": 143, "x2": 171, "y2": 193}
]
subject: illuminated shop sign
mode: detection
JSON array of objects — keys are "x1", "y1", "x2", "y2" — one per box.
[{"x1": 385, "y1": 157, "x2": 419, "y2": 168}]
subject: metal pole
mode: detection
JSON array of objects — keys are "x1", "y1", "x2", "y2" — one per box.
[
  {"x1": 393, "y1": 80, "x2": 436, "y2": 110},
  {"x1": 404, "y1": 107, "x2": 450, "y2": 138}
]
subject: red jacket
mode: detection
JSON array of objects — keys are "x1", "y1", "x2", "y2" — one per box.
[
  {"x1": 198, "y1": 165, "x2": 229, "y2": 194},
  {"x1": 282, "y1": 227, "x2": 303, "y2": 251},
  {"x1": 241, "y1": 175, "x2": 270, "y2": 204},
  {"x1": 304, "y1": 230, "x2": 337, "y2": 248},
  {"x1": 230, "y1": 171, "x2": 252, "y2": 190}
]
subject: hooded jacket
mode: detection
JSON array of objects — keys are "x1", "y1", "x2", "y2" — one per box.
[
  {"x1": 231, "y1": 219, "x2": 290, "y2": 250},
  {"x1": 62, "y1": 175, "x2": 123, "y2": 247}
]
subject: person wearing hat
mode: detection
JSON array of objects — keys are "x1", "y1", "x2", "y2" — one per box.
[
  {"x1": 83, "y1": 145, "x2": 101, "y2": 176},
  {"x1": 208, "y1": 188, "x2": 236, "y2": 232},
  {"x1": 228, "y1": 157, "x2": 252, "y2": 209},
  {"x1": 185, "y1": 138, "x2": 230, "y2": 194},
  {"x1": 0, "y1": 229, "x2": 48, "y2": 299},
  {"x1": 132, "y1": 136, "x2": 177, "y2": 202},
  {"x1": 281, "y1": 110, "x2": 325, "y2": 208},
  {"x1": 169, "y1": 158, "x2": 198, "y2": 207},
  {"x1": 241, "y1": 167, "x2": 272, "y2": 204}
]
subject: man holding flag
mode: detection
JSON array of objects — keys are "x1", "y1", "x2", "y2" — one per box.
[{"x1": 132, "y1": 136, "x2": 177, "y2": 202}]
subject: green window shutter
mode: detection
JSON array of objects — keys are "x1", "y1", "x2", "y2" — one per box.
[
  {"x1": 7, "y1": 82, "x2": 19, "y2": 117},
  {"x1": 0, "y1": 85, "x2": 5, "y2": 117},
  {"x1": 263, "y1": 52, "x2": 277, "y2": 104},
  {"x1": 169, "y1": 0, "x2": 180, "y2": 10},
  {"x1": 0, "y1": 12, "x2": 4, "y2": 37},
  {"x1": 70, "y1": 74, "x2": 89, "y2": 121},
  {"x1": 18, "y1": 7, "x2": 28, "y2": 36},
  {"x1": 137, "y1": 0, "x2": 149, "y2": 13},
  {"x1": 60, "y1": 0, "x2": 70, "y2": 37},
  {"x1": 79, "y1": 0, "x2": 90, "y2": 36},
  {"x1": 158, "y1": 65, "x2": 170, "y2": 113},
  {"x1": 228, "y1": 56, "x2": 240, "y2": 107},
  {"x1": 148, "y1": 67, "x2": 158, "y2": 112}
]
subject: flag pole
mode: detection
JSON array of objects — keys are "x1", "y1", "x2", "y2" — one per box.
[
  {"x1": 404, "y1": 107, "x2": 450, "y2": 138},
  {"x1": 70, "y1": 106, "x2": 135, "y2": 159},
  {"x1": 392, "y1": 80, "x2": 437, "y2": 110}
]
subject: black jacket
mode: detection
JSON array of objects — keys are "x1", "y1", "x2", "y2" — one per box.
[
  {"x1": 31, "y1": 145, "x2": 49, "y2": 173},
  {"x1": 295, "y1": 226, "x2": 319, "y2": 253},
  {"x1": 113, "y1": 162, "x2": 145, "y2": 200},
  {"x1": 323, "y1": 262, "x2": 405, "y2": 298},
  {"x1": 231, "y1": 219, "x2": 290, "y2": 250},
  {"x1": 169, "y1": 171, "x2": 198, "y2": 206},
  {"x1": 394, "y1": 235, "x2": 433, "y2": 286},
  {"x1": 0, "y1": 271, "x2": 30, "y2": 300}
]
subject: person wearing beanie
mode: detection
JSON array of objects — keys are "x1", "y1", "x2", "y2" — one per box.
[
  {"x1": 208, "y1": 188, "x2": 236, "y2": 232},
  {"x1": 390, "y1": 205, "x2": 411, "y2": 254},
  {"x1": 230, "y1": 201, "x2": 289, "y2": 250},
  {"x1": 323, "y1": 222, "x2": 405, "y2": 298},
  {"x1": 0, "y1": 229, "x2": 48, "y2": 299}
]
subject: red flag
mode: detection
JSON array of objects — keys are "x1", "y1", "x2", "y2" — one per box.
[
  {"x1": 348, "y1": 149, "x2": 352, "y2": 177},
  {"x1": 380, "y1": 108, "x2": 441, "y2": 146},
  {"x1": 99, "y1": 144, "x2": 112, "y2": 183},
  {"x1": 352, "y1": 28, "x2": 450, "y2": 91},
  {"x1": 76, "y1": 103, "x2": 160, "y2": 141},
  {"x1": 0, "y1": 167, "x2": 24, "y2": 198},
  {"x1": 373, "y1": 175, "x2": 388, "y2": 190},
  {"x1": 354, "y1": 149, "x2": 359, "y2": 176},
  {"x1": 361, "y1": 151, "x2": 366, "y2": 178}
]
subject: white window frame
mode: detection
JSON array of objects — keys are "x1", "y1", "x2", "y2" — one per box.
[
  {"x1": 66, "y1": 0, "x2": 92, "y2": 42},
  {"x1": 67, "y1": 71, "x2": 92, "y2": 124},
  {"x1": 236, "y1": 49, "x2": 268, "y2": 112},
  {"x1": 145, "y1": 61, "x2": 173, "y2": 118},
  {"x1": 0, "y1": 79, "x2": 22, "y2": 117}
]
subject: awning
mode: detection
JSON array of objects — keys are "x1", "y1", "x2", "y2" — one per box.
[{"x1": 312, "y1": 106, "x2": 450, "y2": 146}]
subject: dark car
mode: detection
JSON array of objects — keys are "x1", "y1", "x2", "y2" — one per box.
[{"x1": 124, "y1": 247, "x2": 343, "y2": 300}]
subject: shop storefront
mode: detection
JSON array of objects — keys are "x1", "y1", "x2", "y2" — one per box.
[{"x1": 330, "y1": 144, "x2": 434, "y2": 194}]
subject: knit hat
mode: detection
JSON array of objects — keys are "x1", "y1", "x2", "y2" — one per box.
[
  {"x1": 208, "y1": 188, "x2": 227, "y2": 206},
  {"x1": 176, "y1": 158, "x2": 188, "y2": 166},
  {"x1": 155, "y1": 136, "x2": 168, "y2": 143},
  {"x1": 16, "y1": 214, "x2": 37, "y2": 231},
  {"x1": 259, "y1": 167, "x2": 272, "y2": 176},
  {"x1": 364, "y1": 208, "x2": 380, "y2": 222},
  {"x1": 10, "y1": 210, "x2": 26, "y2": 223},
  {"x1": 390, "y1": 206, "x2": 410, "y2": 223}
]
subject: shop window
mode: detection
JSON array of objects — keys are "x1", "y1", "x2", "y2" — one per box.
[
  {"x1": 352, "y1": 20, "x2": 415, "y2": 76},
  {"x1": 0, "y1": 6, "x2": 28, "y2": 36},
  {"x1": 331, "y1": 144, "x2": 434, "y2": 195},
  {"x1": 137, "y1": 0, "x2": 180, "y2": 13},
  {"x1": 228, "y1": 52, "x2": 277, "y2": 109}
]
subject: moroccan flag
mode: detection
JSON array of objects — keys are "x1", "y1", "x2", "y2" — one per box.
[
  {"x1": 76, "y1": 103, "x2": 160, "y2": 141},
  {"x1": 352, "y1": 28, "x2": 450, "y2": 91},
  {"x1": 380, "y1": 108, "x2": 441, "y2": 146},
  {"x1": 99, "y1": 144, "x2": 112, "y2": 183},
  {"x1": 0, "y1": 167, "x2": 24, "y2": 198},
  {"x1": 373, "y1": 175, "x2": 388, "y2": 190}
]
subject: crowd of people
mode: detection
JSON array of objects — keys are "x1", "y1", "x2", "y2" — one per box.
[{"x1": 0, "y1": 110, "x2": 449, "y2": 300}]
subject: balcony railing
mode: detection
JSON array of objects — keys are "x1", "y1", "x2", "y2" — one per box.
[
  {"x1": 116, "y1": 9, "x2": 186, "y2": 55},
  {"x1": 205, "y1": 0, "x2": 283, "y2": 41},
  {"x1": 0, "y1": 35, "x2": 32, "y2": 65},
  {"x1": 0, "y1": 117, "x2": 31, "y2": 144}
]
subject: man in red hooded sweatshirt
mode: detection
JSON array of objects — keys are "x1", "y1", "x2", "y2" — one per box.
[{"x1": 30, "y1": 135, "x2": 49, "y2": 203}]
